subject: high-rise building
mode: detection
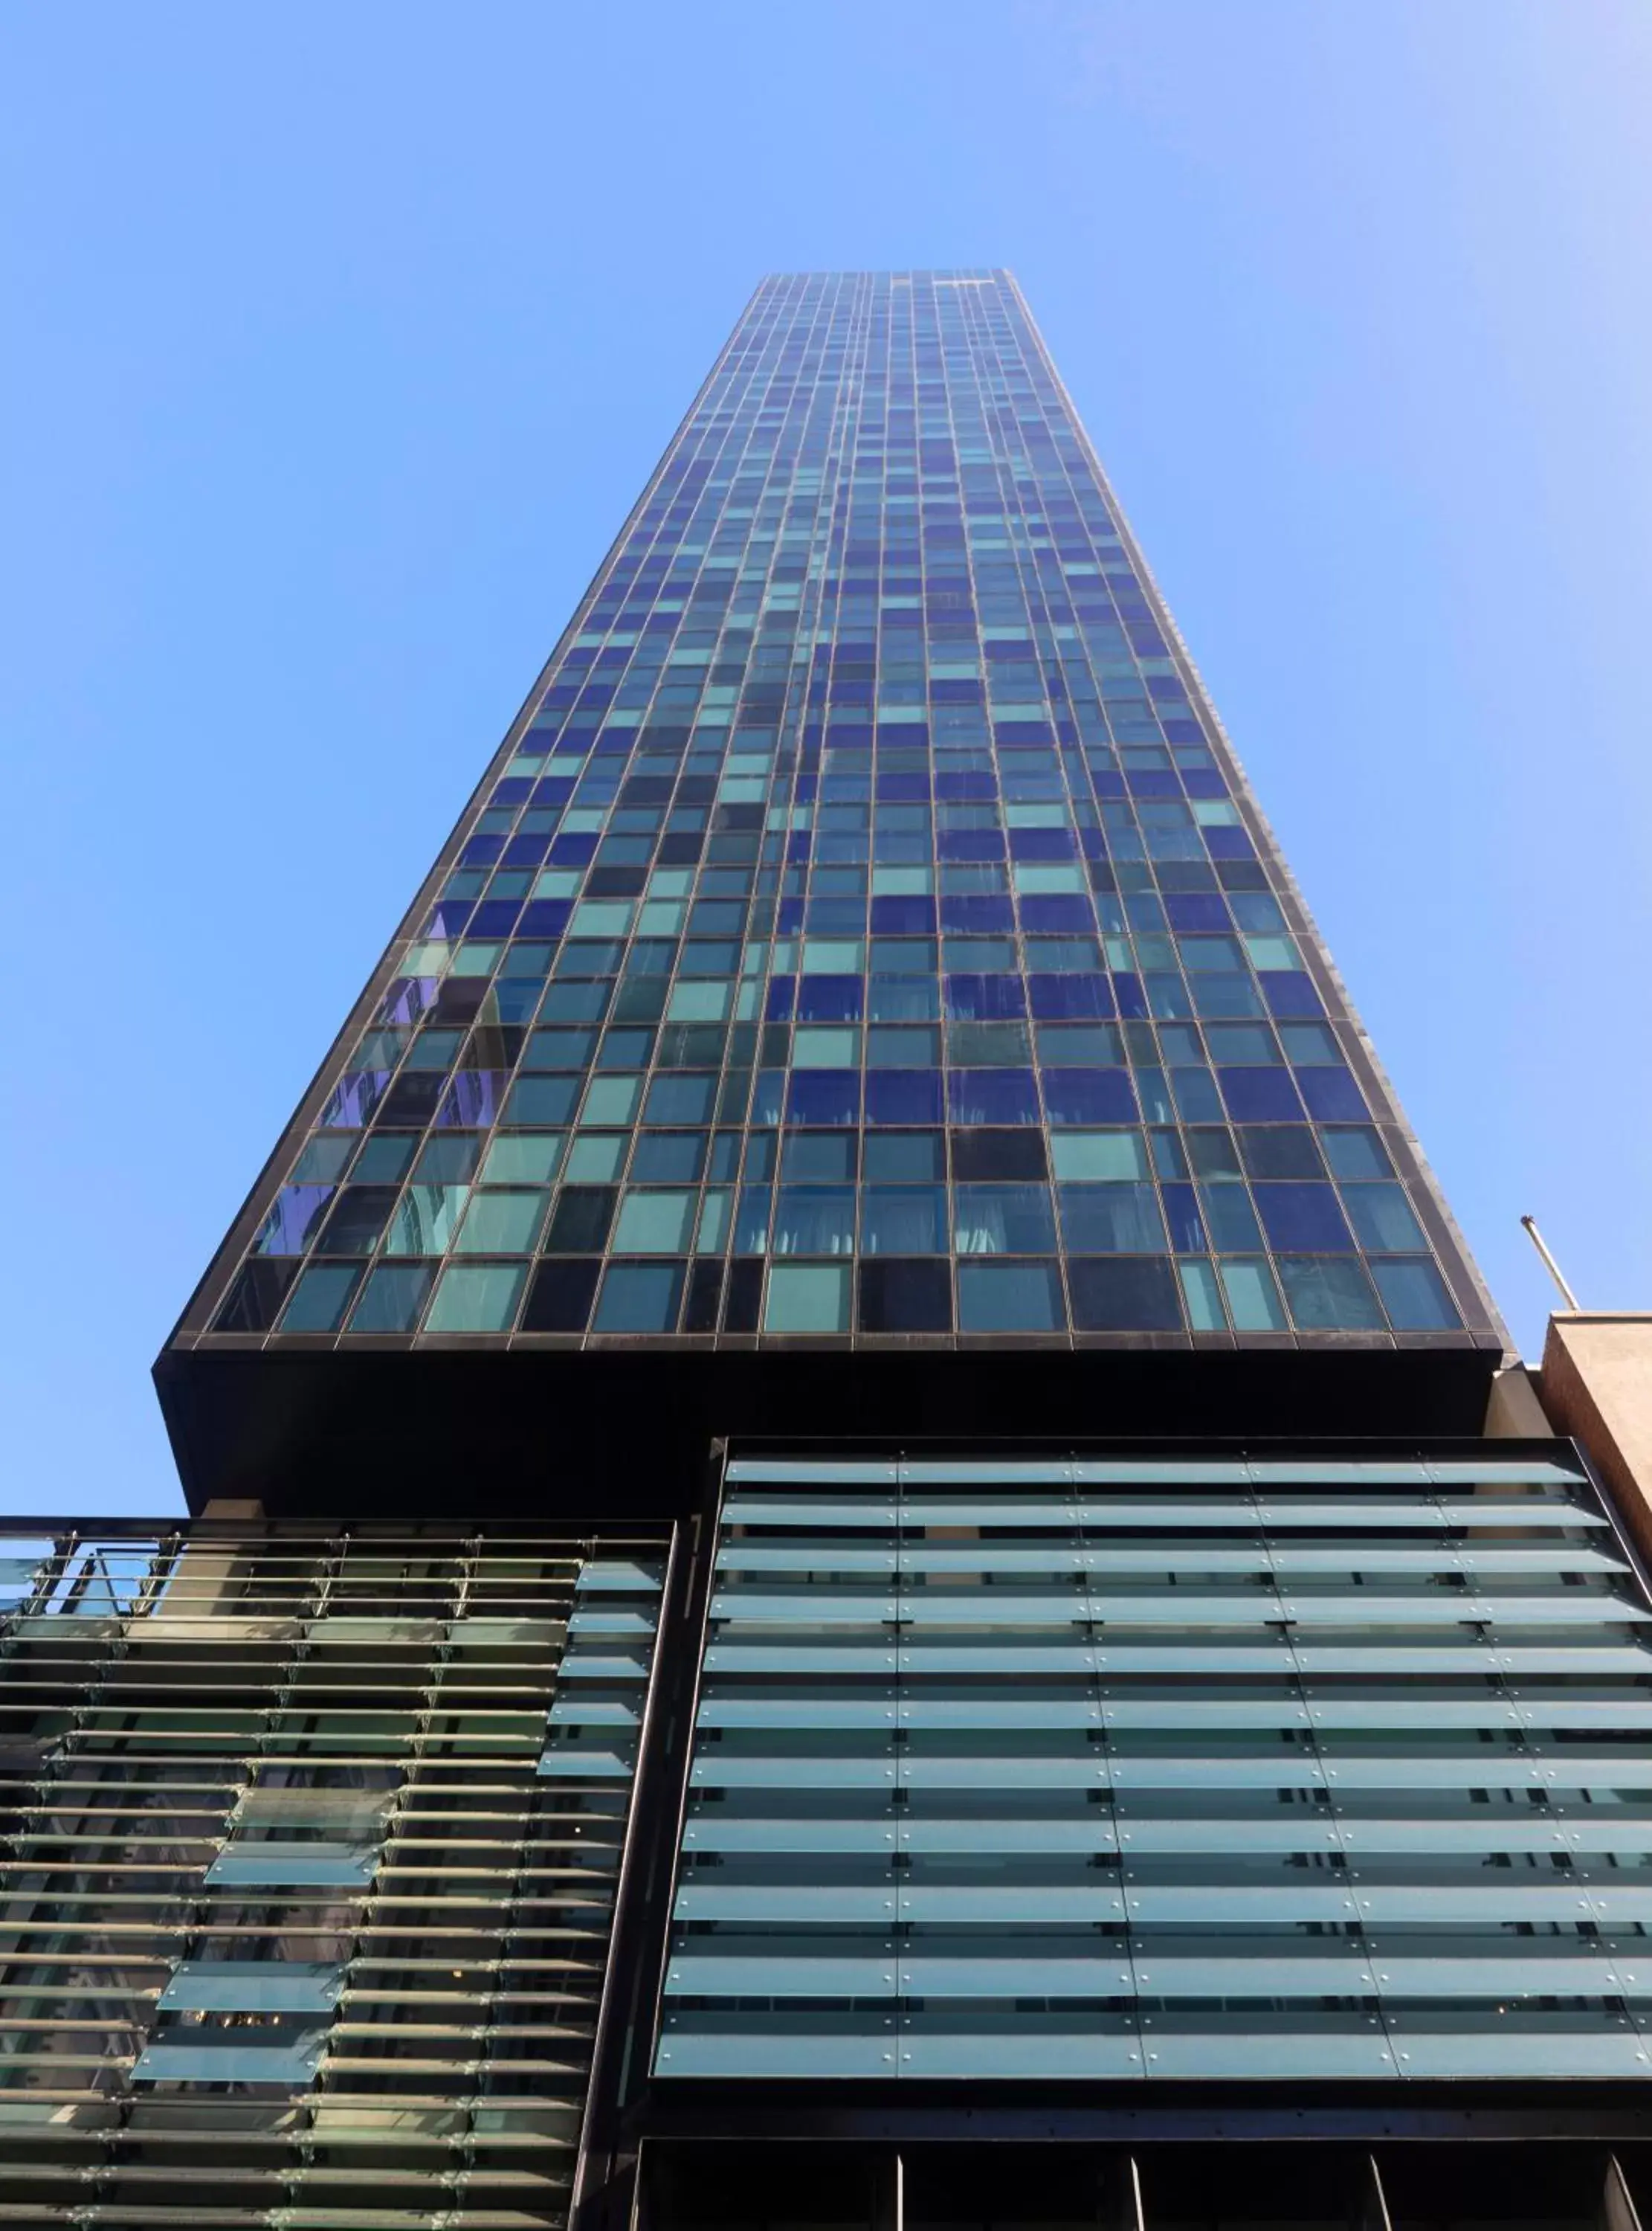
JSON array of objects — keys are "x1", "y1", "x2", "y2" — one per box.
[{"x1": 8, "y1": 272, "x2": 1652, "y2": 2230}]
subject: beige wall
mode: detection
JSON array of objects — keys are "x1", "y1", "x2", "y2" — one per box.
[{"x1": 1538, "y1": 1313, "x2": 1652, "y2": 1569}]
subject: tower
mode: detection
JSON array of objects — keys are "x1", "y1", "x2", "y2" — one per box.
[{"x1": 7, "y1": 274, "x2": 1649, "y2": 2231}]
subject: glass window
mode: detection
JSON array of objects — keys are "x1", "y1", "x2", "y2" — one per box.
[
  {"x1": 1319, "y1": 1125, "x2": 1394, "y2": 1179},
  {"x1": 865, "y1": 1130, "x2": 944, "y2": 1182},
  {"x1": 612, "y1": 1190, "x2": 697, "y2": 1254},
  {"x1": 861, "y1": 1187, "x2": 946, "y2": 1254},
  {"x1": 1180, "y1": 1257, "x2": 1227, "y2": 1330},
  {"x1": 521, "y1": 1257, "x2": 600, "y2": 1333},
  {"x1": 253, "y1": 1185, "x2": 334, "y2": 1256},
  {"x1": 1058, "y1": 1182, "x2": 1167, "y2": 1253},
  {"x1": 954, "y1": 1184, "x2": 1057, "y2": 1255},
  {"x1": 412, "y1": 1133, "x2": 483, "y2": 1187},
  {"x1": 869, "y1": 977, "x2": 941, "y2": 1023},
  {"x1": 479, "y1": 1133, "x2": 565, "y2": 1184},
  {"x1": 1341, "y1": 1182, "x2": 1427, "y2": 1252},
  {"x1": 1372, "y1": 1258, "x2": 1462, "y2": 1330},
  {"x1": 1042, "y1": 1069, "x2": 1137, "y2": 1124},
  {"x1": 1277, "y1": 1256, "x2": 1385, "y2": 1330},
  {"x1": 644, "y1": 1074, "x2": 718, "y2": 1125},
  {"x1": 1068, "y1": 1256, "x2": 1183, "y2": 1329},
  {"x1": 1049, "y1": 1130, "x2": 1148, "y2": 1180},
  {"x1": 948, "y1": 1069, "x2": 1040, "y2": 1126},
  {"x1": 545, "y1": 1187, "x2": 617, "y2": 1252},
  {"x1": 384, "y1": 1184, "x2": 469, "y2": 1257},
  {"x1": 630, "y1": 1131, "x2": 708, "y2": 1182},
  {"x1": 764, "y1": 1262, "x2": 852, "y2": 1333},
  {"x1": 957, "y1": 1260, "x2": 1064, "y2": 1332},
  {"x1": 859, "y1": 1258, "x2": 952, "y2": 1332},
  {"x1": 347, "y1": 1263, "x2": 433, "y2": 1333},
  {"x1": 1219, "y1": 1257, "x2": 1287, "y2": 1330},
  {"x1": 781, "y1": 1132, "x2": 857, "y2": 1181},
  {"x1": 584, "y1": 1075, "x2": 645, "y2": 1125},
  {"x1": 1253, "y1": 1182, "x2": 1355, "y2": 1253},
  {"x1": 772, "y1": 1188, "x2": 857, "y2": 1256},
  {"x1": 425, "y1": 1262, "x2": 526, "y2": 1333},
  {"x1": 289, "y1": 1136, "x2": 355, "y2": 1184},
  {"x1": 350, "y1": 1133, "x2": 417, "y2": 1182},
  {"x1": 454, "y1": 1190, "x2": 548, "y2": 1255},
  {"x1": 793, "y1": 1026, "x2": 862, "y2": 1067},
  {"x1": 278, "y1": 1263, "x2": 361, "y2": 1333},
  {"x1": 594, "y1": 1261, "x2": 685, "y2": 1332}
]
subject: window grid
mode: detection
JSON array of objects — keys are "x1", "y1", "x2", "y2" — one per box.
[{"x1": 202, "y1": 273, "x2": 1485, "y2": 1348}]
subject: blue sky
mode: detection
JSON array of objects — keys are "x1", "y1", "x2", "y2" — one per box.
[{"x1": 3, "y1": 1, "x2": 1649, "y2": 1512}]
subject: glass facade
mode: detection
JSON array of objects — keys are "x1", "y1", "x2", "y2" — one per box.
[
  {"x1": 658, "y1": 1450, "x2": 1652, "y2": 2082},
  {"x1": 187, "y1": 271, "x2": 1497, "y2": 1352},
  {"x1": 105, "y1": 268, "x2": 1651, "y2": 2220},
  {"x1": 0, "y1": 1519, "x2": 665, "y2": 2215}
]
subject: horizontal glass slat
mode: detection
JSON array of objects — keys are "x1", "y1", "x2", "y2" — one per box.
[
  {"x1": 1294, "y1": 1646, "x2": 1652, "y2": 1673},
  {"x1": 1109, "y1": 1758, "x2": 1324, "y2": 1789},
  {"x1": 900, "y1": 1461, "x2": 1075, "y2": 1483},
  {"x1": 158, "y1": 1961, "x2": 343, "y2": 2014},
  {"x1": 900, "y1": 1818, "x2": 1117, "y2": 1852},
  {"x1": 899, "y1": 1956, "x2": 1135, "y2": 1997},
  {"x1": 1143, "y1": 2032, "x2": 1396, "y2": 2078},
  {"x1": 204, "y1": 1842, "x2": 378, "y2": 1887},
  {"x1": 1319, "y1": 1756, "x2": 1652, "y2": 1788},
  {"x1": 711, "y1": 1593, "x2": 897, "y2": 1623},
  {"x1": 665, "y1": 1954, "x2": 897, "y2": 1996},
  {"x1": 723, "y1": 1500, "x2": 899, "y2": 1528},
  {"x1": 717, "y1": 1548, "x2": 900, "y2": 1573},
  {"x1": 1255, "y1": 1501, "x2": 1601, "y2": 1530},
  {"x1": 558, "y1": 1650, "x2": 653, "y2": 1680},
  {"x1": 1425, "y1": 1461, "x2": 1588, "y2": 1485},
  {"x1": 1338, "y1": 1819, "x2": 1652, "y2": 1854},
  {"x1": 1117, "y1": 1819, "x2": 1340, "y2": 1853},
  {"x1": 1073, "y1": 1461, "x2": 1253, "y2": 1484},
  {"x1": 903, "y1": 1500, "x2": 1256, "y2": 1528},
  {"x1": 548, "y1": 1699, "x2": 640, "y2": 1725},
  {"x1": 1249, "y1": 1462, "x2": 1435, "y2": 1485},
  {"x1": 899, "y1": 1759, "x2": 1109, "y2": 1789},
  {"x1": 899, "y1": 1886, "x2": 1124, "y2": 1919},
  {"x1": 679, "y1": 1818, "x2": 1117, "y2": 1855},
  {"x1": 1132, "y1": 1955, "x2": 1375, "y2": 1995},
  {"x1": 134, "y1": 2030, "x2": 327, "y2": 2084},
  {"x1": 536, "y1": 1746, "x2": 636, "y2": 1779},
  {"x1": 1379, "y1": 2031, "x2": 1650, "y2": 2078},
  {"x1": 901, "y1": 2032, "x2": 1146, "y2": 2077},
  {"x1": 1371, "y1": 1956, "x2": 1638, "y2": 1996},
  {"x1": 674, "y1": 1885, "x2": 900, "y2": 1921},
  {"x1": 575, "y1": 1561, "x2": 662, "y2": 1592},
  {"x1": 567, "y1": 1608, "x2": 657, "y2": 1635},
  {"x1": 690, "y1": 1757, "x2": 897, "y2": 1789},
  {"x1": 704, "y1": 1645, "x2": 900, "y2": 1673},
  {"x1": 698, "y1": 1699, "x2": 899, "y2": 1728},
  {"x1": 726, "y1": 1461, "x2": 898, "y2": 1484},
  {"x1": 655, "y1": 2029, "x2": 897, "y2": 2076},
  {"x1": 682, "y1": 1818, "x2": 897, "y2": 1854}
]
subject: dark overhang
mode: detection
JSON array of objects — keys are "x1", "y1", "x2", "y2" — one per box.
[{"x1": 155, "y1": 1338, "x2": 1503, "y2": 1520}]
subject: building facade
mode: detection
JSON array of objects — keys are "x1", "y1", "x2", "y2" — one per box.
[{"x1": 8, "y1": 273, "x2": 1652, "y2": 2228}]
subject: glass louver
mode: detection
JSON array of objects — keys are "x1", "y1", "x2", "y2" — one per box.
[
  {"x1": 0, "y1": 1519, "x2": 665, "y2": 2223},
  {"x1": 656, "y1": 1452, "x2": 1652, "y2": 2081}
]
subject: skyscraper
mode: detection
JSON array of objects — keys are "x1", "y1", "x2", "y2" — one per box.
[{"x1": 7, "y1": 273, "x2": 1651, "y2": 2229}]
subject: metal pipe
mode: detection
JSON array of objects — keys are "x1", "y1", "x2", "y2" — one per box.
[{"x1": 1521, "y1": 1214, "x2": 1580, "y2": 1310}]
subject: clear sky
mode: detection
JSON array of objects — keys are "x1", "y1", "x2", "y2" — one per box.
[{"x1": 3, "y1": 1, "x2": 1649, "y2": 1513}]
